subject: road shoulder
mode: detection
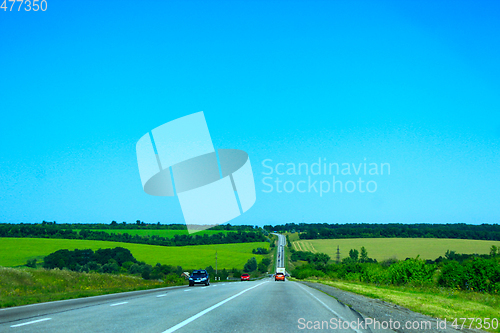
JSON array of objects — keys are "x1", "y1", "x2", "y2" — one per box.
[{"x1": 299, "y1": 281, "x2": 487, "y2": 333}]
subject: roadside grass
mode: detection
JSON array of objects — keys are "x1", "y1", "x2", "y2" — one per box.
[
  {"x1": 0, "y1": 238, "x2": 270, "y2": 269},
  {"x1": 293, "y1": 238, "x2": 500, "y2": 261},
  {"x1": 0, "y1": 266, "x2": 178, "y2": 308},
  {"x1": 301, "y1": 279, "x2": 500, "y2": 332},
  {"x1": 73, "y1": 229, "x2": 234, "y2": 237},
  {"x1": 284, "y1": 244, "x2": 302, "y2": 272}
]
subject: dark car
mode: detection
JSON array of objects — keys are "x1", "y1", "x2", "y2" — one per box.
[{"x1": 189, "y1": 269, "x2": 210, "y2": 286}]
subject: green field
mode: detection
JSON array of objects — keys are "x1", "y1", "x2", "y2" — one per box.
[
  {"x1": 76, "y1": 229, "x2": 234, "y2": 237},
  {"x1": 292, "y1": 238, "x2": 500, "y2": 261},
  {"x1": 0, "y1": 238, "x2": 269, "y2": 269}
]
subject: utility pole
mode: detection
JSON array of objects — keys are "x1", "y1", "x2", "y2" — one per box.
[
  {"x1": 215, "y1": 250, "x2": 218, "y2": 276},
  {"x1": 336, "y1": 245, "x2": 341, "y2": 264}
]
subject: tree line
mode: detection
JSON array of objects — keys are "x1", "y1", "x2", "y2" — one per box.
[
  {"x1": 35, "y1": 246, "x2": 273, "y2": 281},
  {"x1": 0, "y1": 223, "x2": 267, "y2": 246},
  {"x1": 17, "y1": 221, "x2": 259, "y2": 231},
  {"x1": 263, "y1": 223, "x2": 500, "y2": 241},
  {"x1": 41, "y1": 247, "x2": 184, "y2": 281}
]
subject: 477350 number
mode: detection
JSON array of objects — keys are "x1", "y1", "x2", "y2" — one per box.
[
  {"x1": 451, "y1": 318, "x2": 499, "y2": 330},
  {"x1": 1, "y1": 0, "x2": 47, "y2": 11}
]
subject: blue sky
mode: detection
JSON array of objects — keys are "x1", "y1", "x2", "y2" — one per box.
[{"x1": 1, "y1": 0, "x2": 499, "y2": 225}]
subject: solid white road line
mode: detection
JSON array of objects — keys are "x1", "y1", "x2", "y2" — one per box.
[
  {"x1": 110, "y1": 302, "x2": 128, "y2": 307},
  {"x1": 156, "y1": 294, "x2": 168, "y2": 297},
  {"x1": 162, "y1": 281, "x2": 268, "y2": 333},
  {"x1": 297, "y1": 284, "x2": 364, "y2": 333},
  {"x1": 10, "y1": 318, "x2": 52, "y2": 327}
]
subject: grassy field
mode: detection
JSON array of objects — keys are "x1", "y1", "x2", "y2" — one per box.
[
  {"x1": 286, "y1": 232, "x2": 300, "y2": 242},
  {"x1": 302, "y1": 279, "x2": 500, "y2": 333},
  {"x1": 292, "y1": 238, "x2": 500, "y2": 261},
  {"x1": 0, "y1": 266, "x2": 175, "y2": 308},
  {"x1": 0, "y1": 238, "x2": 269, "y2": 269},
  {"x1": 75, "y1": 229, "x2": 234, "y2": 237}
]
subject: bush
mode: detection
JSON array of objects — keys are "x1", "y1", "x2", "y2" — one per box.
[
  {"x1": 252, "y1": 247, "x2": 269, "y2": 255},
  {"x1": 101, "y1": 263, "x2": 120, "y2": 274},
  {"x1": 26, "y1": 259, "x2": 37, "y2": 268},
  {"x1": 291, "y1": 251, "x2": 329, "y2": 264},
  {"x1": 291, "y1": 264, "x2": 326, "y2": 279},
  {"x1": 141, "y1": 265, "x2": 152, "y2": 280},
  {"x1": 439, "y1": 258, "x2": 500, "y2": 293},
  {"x1": 128, "y1": 263, "x2": 143, "y2": 275},
  {"x1": 438, "y1": 260, "x2": 465, "y2": 289},
  {"x1": 360, "y1": 264, "x2": 390, "y2": 284},
  {"x1": 388, "y1": 259, "x2": 435, "y2": 285}
]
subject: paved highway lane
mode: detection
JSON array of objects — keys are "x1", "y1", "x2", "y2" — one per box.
[
  {"x1": 272, "y1": 233, "x2": 286, "y2": 270},
  {"x1": 1, "y1": 279, "x2": 390, "y2": 333}
]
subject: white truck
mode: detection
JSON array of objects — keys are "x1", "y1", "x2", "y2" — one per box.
[{"x1": 276, "y1": 267, "x2": 286, "y2": 274}]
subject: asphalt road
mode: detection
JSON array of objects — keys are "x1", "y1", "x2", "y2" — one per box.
[
  {"x1": 272, "y1": 232, "x2": 286, "y2": 270},
  {"x1": 1, "y1": 279, "x2": 389, "y2": 333}
]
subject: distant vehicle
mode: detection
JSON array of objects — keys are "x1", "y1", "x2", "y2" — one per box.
[
  {"x1": 241, "y1": 273, "x2": 250, "y2": 281},
  {"x1": 275, "y1": 273, "x2": 285, "y2": 281},
  {"x1": 189, "y1": 269, "x2": 210, "y2": 286},
  {"x1": 276, "y1": 267, "x2": 286, "y2": 275}
]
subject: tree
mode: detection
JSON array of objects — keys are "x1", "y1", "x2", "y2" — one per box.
[
  {"x1": 26, "y1": 258, "x2": 37, "y2": 268},
  {"x1": 360, "y1": 247, "x2": 368, "y2": 262},
  {"x1": 257, "y1": 261, "x2": 268, "y2": 273},
  {"x1": 101, "y1": 262, "x2": 120, "y2": 274},
  {"x1": 243, "y1": 257, "x2": 258, "y2": 272},
  {"x1": 313, "y1": 253, "x2": 330, "y2": 264},
  {"x1": 141, "y1": 264, "x2": 152, "y2": 279},
  {"x1": 128, "y1": 263, "x2": 143, "y2": 275},
  {"x1": 445, "y1": 250, "x2": 457, "y2": 261},
  {"x1": 257, "y1": 258, "x2": 272, "y2": 272},
  {"x1": 349, "y1": 249, "x2": 359, "y2": 261},
  {"x1": 490, "y1": 245, "x2": 498, "y2": 258}
]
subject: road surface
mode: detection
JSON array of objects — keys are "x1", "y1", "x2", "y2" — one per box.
[
  {"x1": 272, "y1": 232, "x2": 286, "y2": 271},
  {"x1": 1, "y1": 279, "x2": 385, "y2": 333}
]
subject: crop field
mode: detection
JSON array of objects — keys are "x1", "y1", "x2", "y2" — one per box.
[
  {"x1": 0, "y1": 238, "x2": 269, "y2": 269},
  {"x1": 74, "y1": 229, "x2": 234, "y2": 237},
  {"x1": 292, "y1": 238, "x2": 500, "y2": 261}
]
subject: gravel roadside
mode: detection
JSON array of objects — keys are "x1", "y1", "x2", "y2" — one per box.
[{"x1": 300, "y1": 281, "x2": 488, "y2": 333}]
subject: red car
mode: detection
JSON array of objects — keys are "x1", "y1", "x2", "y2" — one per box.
[
  {"x1": 275, "y1": 273, "x2": 285, "y2": 281},
  {"x1": 241, "y1": 273, "x2": 250, "y2": 281}
]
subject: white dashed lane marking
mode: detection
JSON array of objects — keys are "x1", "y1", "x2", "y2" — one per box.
[
  {"x1": 110, "y1": 302, "x2": 128, "y2": 307},
  {"x1": 11, "y1": 318, "x2": 52, "y2": 328}
]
